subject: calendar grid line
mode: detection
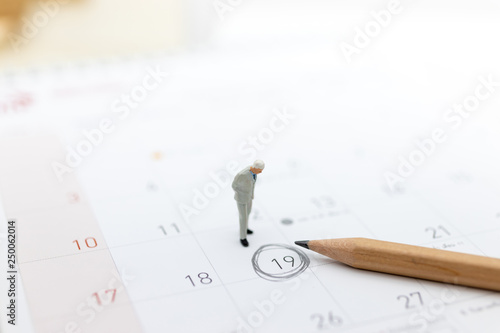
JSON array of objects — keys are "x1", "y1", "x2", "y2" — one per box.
[
  {"x1": 26, "y1": 293, "x2": 146, "y2": 324},
  {"x1": 141, "y1": 142, "x2": 249, "y2": 320},
  {"x1": 3, "y1": 199, "x2": 92, "y2": 218},
  {"x1": 0, "y1": 135, "x2": 146, "y2": 333},
  {"x1": 256, "y1": 197, "x2": 356, "y2": 324},
  {"x1": 111, "y1": 259, "x2": 497, "y2": 333},
  {"x1": 418, "y1": 227, "x2": 500, "y2": 248},
  {"x1": 413, "y1": 190, "x2": 488, "y2": 256},
  {"x1": 346, "y1": 209, "x2": 379, "y2": 239},
  {"x1": 306, "y1": 268, "x2": 355, "y2": 326},
  {"x1": 18, "y1": 247, "x2": 110, "y2": 265},
  {"x1": 31, "y1": 273, "x2": 490, "y2": 333},
  {"x1": 159, "y1": 196, "x2": 248, "y2": 319},
  {"x1": 100, "y1": 238, "x2": 148, "y2": 333},
  {"x1": 339, "y1": 290, "x2": 498, "y2": 333},
  {"x1": 16, "y1": 205, "x2": 500, "y2": 269}
]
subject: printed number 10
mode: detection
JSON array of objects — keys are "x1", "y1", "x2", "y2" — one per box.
[{"x1": 73, "y1": 237, "x2": 98, "y2": 250}]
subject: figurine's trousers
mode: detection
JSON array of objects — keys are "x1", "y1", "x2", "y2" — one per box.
[{"x1": 237, "y1": 200, "x2": 252, "y2": 239}]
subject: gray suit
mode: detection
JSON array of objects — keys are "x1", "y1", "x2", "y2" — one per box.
[{"x1": 232, "y1": 166, "x2": 256, "y2": 239}]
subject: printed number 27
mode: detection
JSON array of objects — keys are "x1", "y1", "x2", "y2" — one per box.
[{"x1": 397, "y1": 292, "x2": 423, "y2": 309}]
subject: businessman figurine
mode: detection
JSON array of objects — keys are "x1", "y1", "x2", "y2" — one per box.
[{"x1": 232, "y1": 160, "x2": 265, "y2": 247}]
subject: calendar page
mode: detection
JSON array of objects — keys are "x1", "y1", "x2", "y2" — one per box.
[{"x1": 1, "y1": 50, "x2": 500, "y2": 333}]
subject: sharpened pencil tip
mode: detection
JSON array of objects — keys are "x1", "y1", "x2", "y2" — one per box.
[{"x1": 294, "y1": 240, "x2": 309, "y2": 249}]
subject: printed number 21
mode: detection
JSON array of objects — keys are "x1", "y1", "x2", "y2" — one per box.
[{"x1": 426, "y1": 225, "x2": 451, "y2": 239}]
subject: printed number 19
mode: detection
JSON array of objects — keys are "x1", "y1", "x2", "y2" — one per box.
[{"x1": 272, "y1": 256, "x2": 295, "y2": 269}]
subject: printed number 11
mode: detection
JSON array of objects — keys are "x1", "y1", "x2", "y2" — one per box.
[{"x1": 159, "y1": 224, "x2": 180, "y2": 236}]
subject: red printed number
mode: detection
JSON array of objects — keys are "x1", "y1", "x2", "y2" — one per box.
[
  {"x1": 68, "y1": 192, "x2": 80, "y2": 203},
  {"x1": 92, "y1": 289, "x2": 117, "y2": 306},
  {"x1": 73, "y1": 237, "x2": 98, "y2": 250},
  {"x1": 0, "y1": 92, "x2": 33, "y2": 114}
]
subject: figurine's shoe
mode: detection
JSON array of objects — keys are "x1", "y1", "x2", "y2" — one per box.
[
  {"x1": 240, "y1": 239, "x2": 249, "y2": 247},
  {"x1": 247, "y1": 229, "x2": 254, "y2": 235}
]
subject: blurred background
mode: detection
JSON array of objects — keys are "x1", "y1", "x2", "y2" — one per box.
[
  {"x1": 0, "y1": 0, "x2": 187, "y2": 67},
  {"x1": 1, "y1": 0, "x2": 499, "y2": 76},
  {"x1": 1, "y1": 3, "x2": 500, "y2": 331},
  {"x1": 1, "y1": 0, "x2": 500, "y2": 180},
  {"x1": 1, "y1": 0, "x2": 499, "y2": 98}
]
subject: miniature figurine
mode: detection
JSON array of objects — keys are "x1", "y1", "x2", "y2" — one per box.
[{"x1": 232, "y1": 160, "x2": 265, "y2": 247}]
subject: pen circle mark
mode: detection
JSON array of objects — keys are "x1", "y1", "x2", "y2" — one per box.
[{"x1": 251, "y1": 244, "x2": 310, "y2": 282}]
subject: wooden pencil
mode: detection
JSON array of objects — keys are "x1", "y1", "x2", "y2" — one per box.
[{"x1": 295, "y1": 238, "x2": 500, "y2": 291}]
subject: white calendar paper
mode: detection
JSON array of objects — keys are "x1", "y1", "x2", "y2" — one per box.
[{"x1": 1, "y1": 50, "x2": 500, "y2": 333}]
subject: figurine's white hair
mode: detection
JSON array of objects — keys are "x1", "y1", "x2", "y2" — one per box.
[{"x1": 252, "y1": 160, "x2": 265, "y2": 170}]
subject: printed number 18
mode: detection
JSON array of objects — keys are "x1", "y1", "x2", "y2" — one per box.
[{"x1": 185, "y1": 273, "x2": 212, "y2": 287}]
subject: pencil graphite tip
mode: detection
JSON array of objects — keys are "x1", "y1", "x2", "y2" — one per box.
[{"x1": 294, "y1": 240, "x2": 309, "y2": 249}]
